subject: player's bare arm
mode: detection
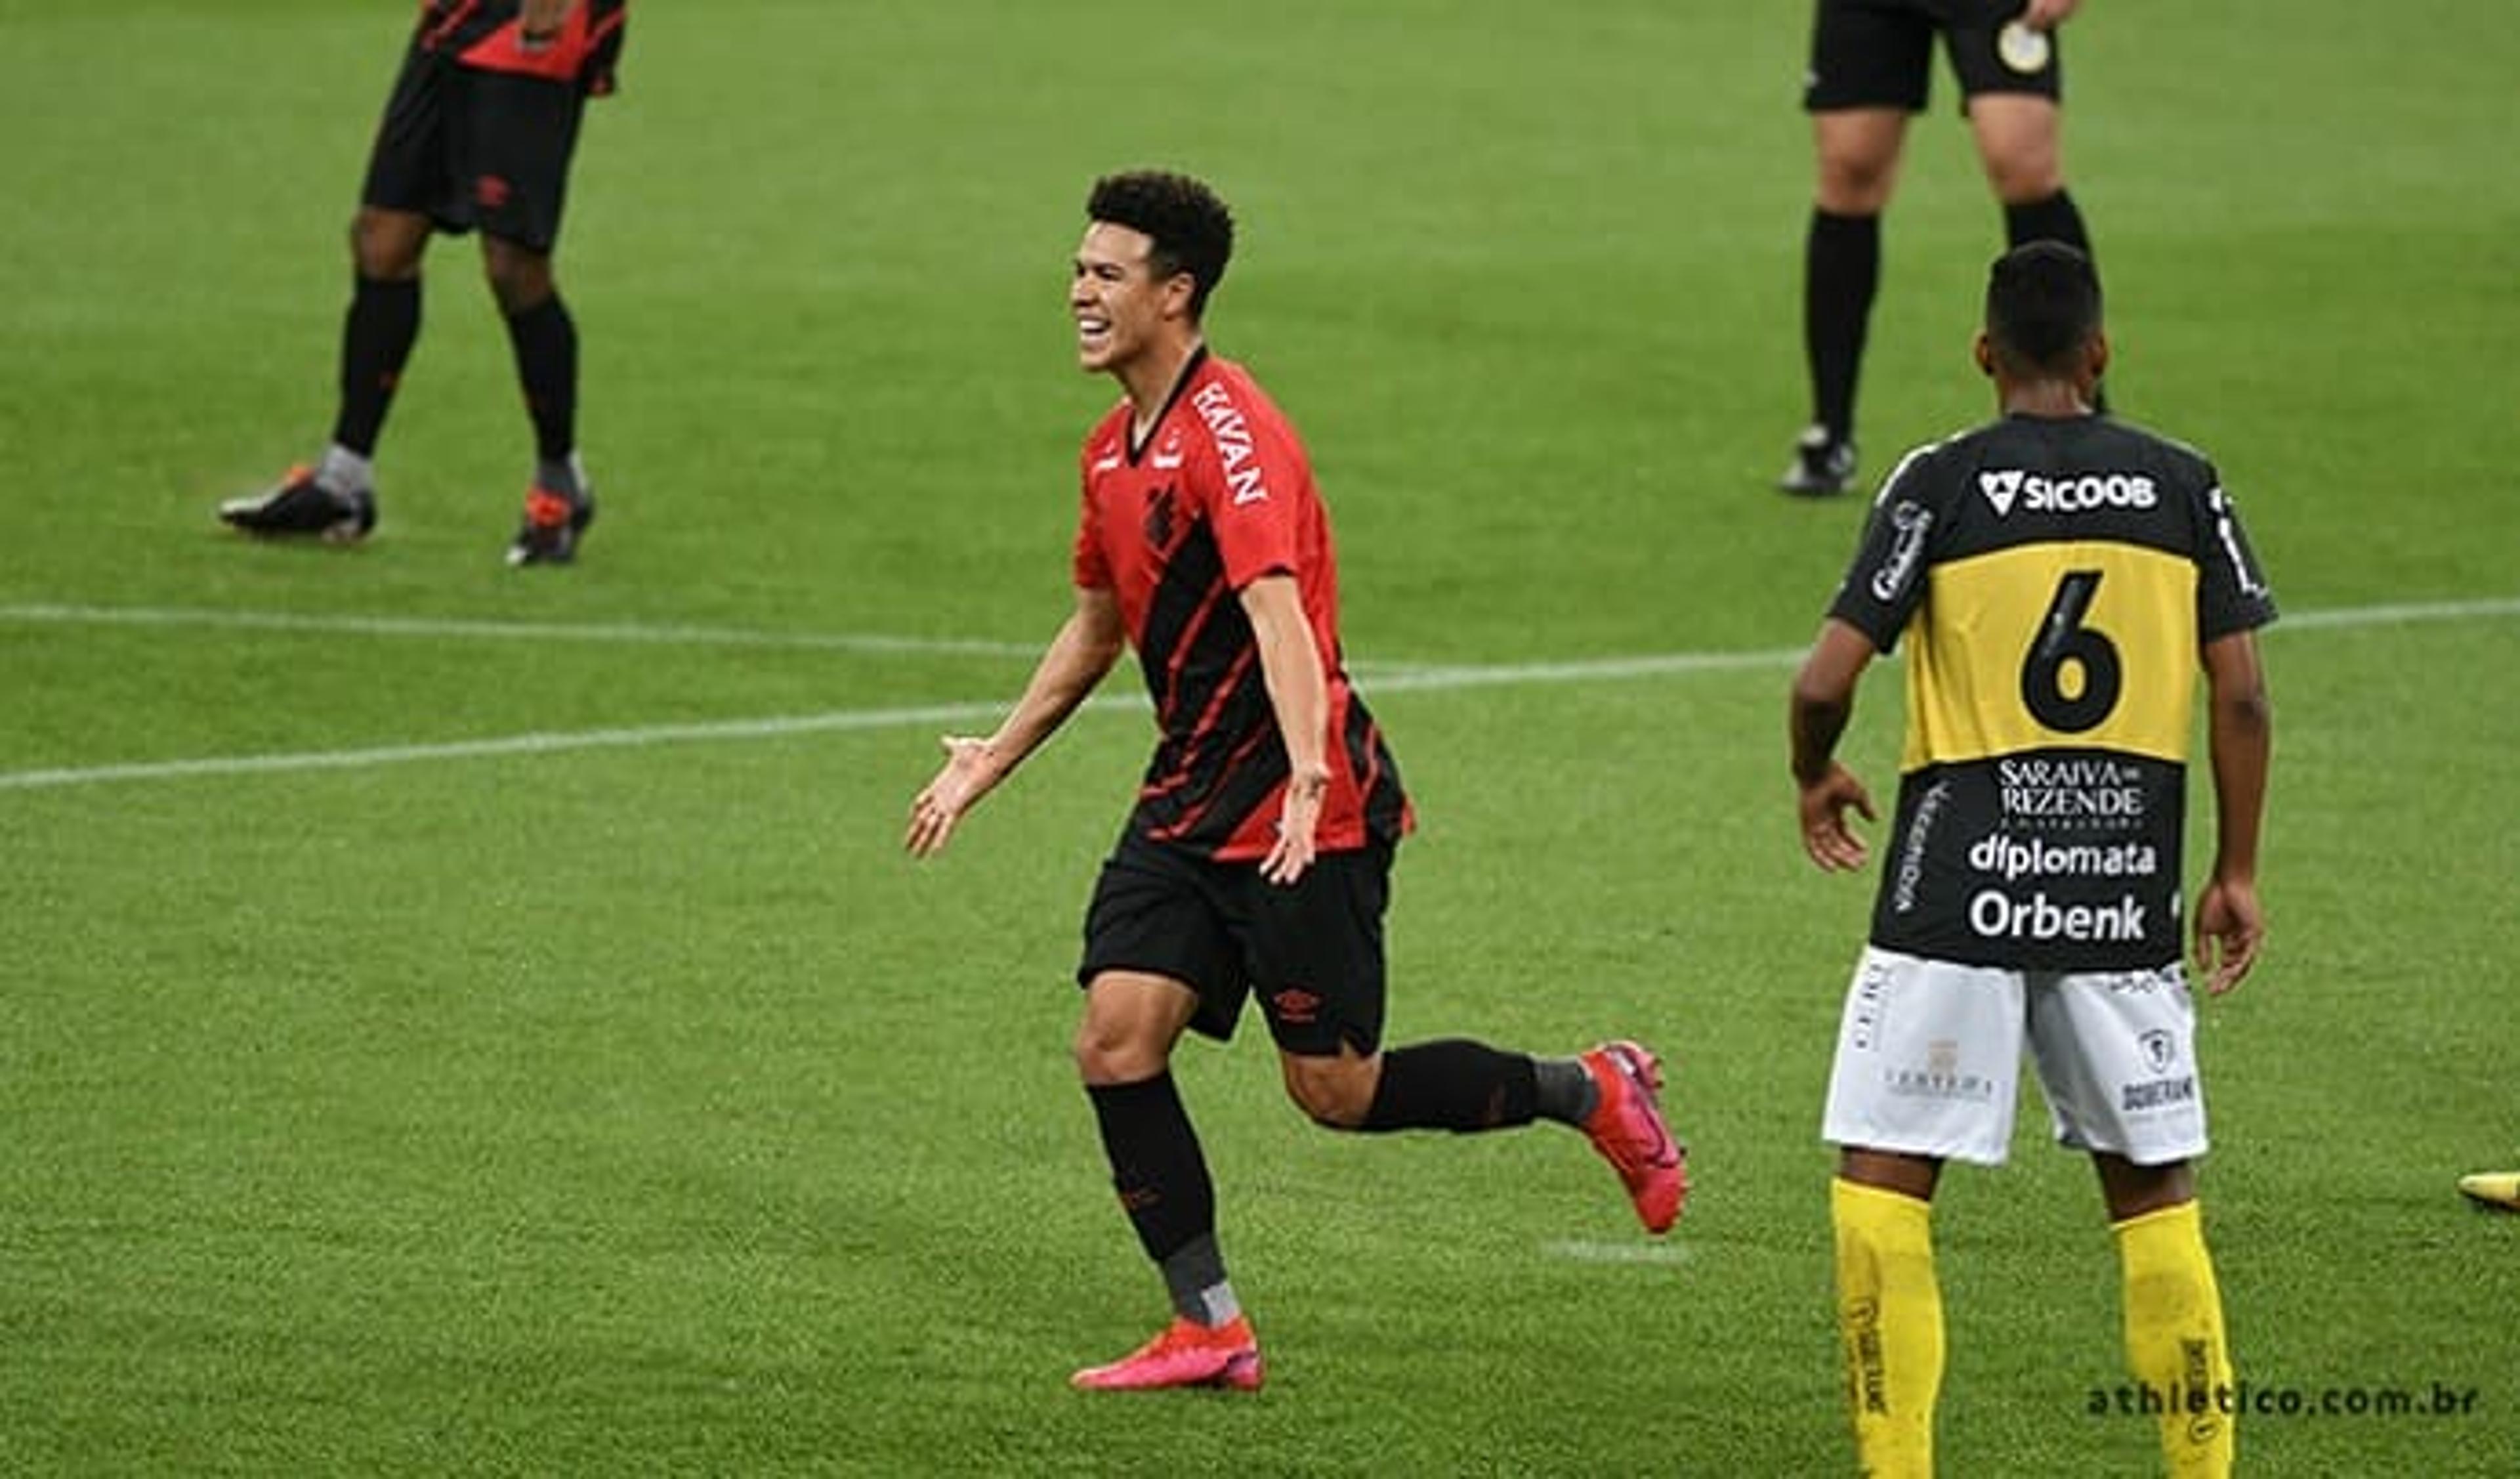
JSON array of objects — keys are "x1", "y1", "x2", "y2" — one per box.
[
  {"x1": 1238, "y1": 573, "x2": 1332, "y2": 887},
  {"x1": 905, "y1": 586, "x2": 1126, "y2": 858},
  {"x1": 1790, "y1": 618, "x2": 1880, "y2": 872},
  {"x1": 2193, "y1": 628, "x2": 2272, "y2": 993},
  {"x1": 2021, "y1": 0, "x2": 2083, "y2": 31}
]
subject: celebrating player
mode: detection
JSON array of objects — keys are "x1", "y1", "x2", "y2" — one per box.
[
  {"x1": 220, "y1": 0, "x2": 625, "y2": 566},
  {"x1": 906, "y1": 170, "x2": 1687, "y2": 1392},
  {"x1": 1789, "y1": 242, "x2": 2274, "y2": 1474}
]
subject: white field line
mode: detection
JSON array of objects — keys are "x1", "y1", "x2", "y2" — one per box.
[
  {"x1": 1540, "y1": 1239, "x2": 1698, "y2": 1266},
  {"x1": 2, "y1": 595, "x2": 2515, "y2": 793},
  {"x1": 0, "y1": 602, "x2": 1046, "y2": 659}
]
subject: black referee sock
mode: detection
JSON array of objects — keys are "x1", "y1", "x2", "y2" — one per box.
[
  {"x1": 1085, "y1": 1071, "x2": 1219, "y2": 1272},
  {"x1": 2002, "y1": 192, "x2": 2107, "y2": 412},
  {"x1": 501, "y1": 293, "x2": 579, "y2": 463},
  {"x1": 1803, "y1": 208, "x2": 1880, "y2": 445},
  {"x1": 2002, "y1": 188, "x2": 2094, "y2": 259},
  {"x1": 332, "y1": 274, "x2": 421, "y2": 458},
  {"x1": 1360, "y1": 1039, "x2": 1540, "y2": 1132}
]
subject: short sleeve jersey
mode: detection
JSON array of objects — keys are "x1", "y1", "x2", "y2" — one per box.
[
  {"x1": 415, "y1": 1, "x2": 628, "y2": 94},
  {"x1": 1074, "y1": 349, "x2": 1411, "y2": 862},
  {"x1": 1826, "y1": 413, "x2": 2277, "y2": 970}
]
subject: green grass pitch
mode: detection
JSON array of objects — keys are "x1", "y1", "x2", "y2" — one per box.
[{"x1": 3, "y1": 1, "x2": 2515, "y2": 1472}]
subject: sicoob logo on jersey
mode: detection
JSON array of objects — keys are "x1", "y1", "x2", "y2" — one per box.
[{"x1": 1978, "y1": 469, "x2": 2159, "y2": 517}]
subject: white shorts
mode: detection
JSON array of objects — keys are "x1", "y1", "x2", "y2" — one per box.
[{"x1": 1821, "y1": 947, "x2": 2209, "y2": 1167}]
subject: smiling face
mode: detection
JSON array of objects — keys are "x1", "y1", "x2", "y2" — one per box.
[{"x1": 1070, "y1": 221, "x2": 1194, "y2": 381}]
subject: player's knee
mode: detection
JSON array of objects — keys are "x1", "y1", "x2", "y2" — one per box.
[
  {"x1": 1981, "y1": 150, "x2": 2064, "y2": 205},
  {"x1": 1281, "y1": 1056, "x2": 1374, "y2": 1129},
  {"x1": 2096, "y1": 1153, "x2": 2194, "y2": 1220},
  {"x1": 1815, "y1": 155, "x2": 1898, "y2": 215},
  {"x1": 1072, "y1": 1018, "x2": 1165, "y2": 1086},
  {"x1": 349, "y1": 209, "x2": 423, "y2": 281},
  {"x1": 481, "y1": 242, "x2": 555, "y2": 316}
]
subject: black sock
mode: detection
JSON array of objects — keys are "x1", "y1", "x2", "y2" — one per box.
[
  {"x1": 2002, "y1": 192, "x2": 2107, "y2": 411},
  {"x1": 1803, "y1": 209, "x2": 1879, "y2": 444},
  {"x1": 502, "y1": 293, "x2": 579, "y2": 463},
  {"x1": 1085, "y1": 1073, "x2": 1217, "y2": 1270},
  {"x1": 332, "y1": 274, "x2": 421, "y2": 458},
  {"x1": 1532, "y1": 1056, "x2": 1599, "y2": 1126},
  {"x1": 1360, "y1": 1039, "x2": 1539, "y2": 1132},
  {"x1": 1158, "y1": 1233, "x2": 1239, "y2": 1327},
  {"x1": 2003, "y1": 188, "x2": 2094, "y2": 258}
]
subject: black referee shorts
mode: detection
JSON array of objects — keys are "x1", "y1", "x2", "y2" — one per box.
[
  {"x1": 1078, "y1": 832, "x2": 1393, "y2": 1058},
  {"x1": 1804, "y1": 0, "x2": 2064, "y2": 114},
  {"x1": 360, "y1": 44, "x2": 587, "y2": 253}
]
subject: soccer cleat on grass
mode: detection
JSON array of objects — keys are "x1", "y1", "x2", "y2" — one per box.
[
  {"x1": 1580, "y1": 1039, "x2": 1689, "y2": 1234},
  {"x1": 505, "y1": 482, "x2": 596, "y2": 567},
  {"x1": 1778, "y1": 423, "x2": 1857, "y2": 498},
  {"x1": 219, "y1": 465, "x2": 376, "y2": 543},
  {"x1": 1070, "y1": 1315, "x2": 1263, "y2": 1392},
  {"x1": 2458, "y1": 1172, "x2": 2519, "y2": 1211}
]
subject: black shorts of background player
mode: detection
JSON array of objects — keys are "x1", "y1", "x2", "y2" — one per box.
[
  {"x1": 219, "y1": 0, "x2": 625, "y2": 567},
  {"x1": 1781, "y1": 0, "x2": 2101, "y2": 496}
]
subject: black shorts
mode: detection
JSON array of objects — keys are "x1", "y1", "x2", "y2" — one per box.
[
  {"x1": 1078, "y1": 832, "x2": 1393, "y2": 1058},
  {"x1": 361, "y1": 44, "x2": 587, "y2": 252},
  {"x1": 1804, "y1": 0, "x2": 2063, "y2": 114}
]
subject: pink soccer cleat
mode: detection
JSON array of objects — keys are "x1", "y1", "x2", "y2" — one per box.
[
  {"x1": 1070, "y1": 1314, "x2": 1264, "y2": 1392},
  {"x1": 1580, "y1": 1039, "x2": 1689, "y2": 1233}
]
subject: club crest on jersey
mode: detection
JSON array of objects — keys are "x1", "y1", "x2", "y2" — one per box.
[{"x1": 1191, "y1": 381, "x2": 1269, "y2": 506}]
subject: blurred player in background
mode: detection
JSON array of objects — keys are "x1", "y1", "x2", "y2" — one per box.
[
  {"x1": 220, "y1": 0, "x2": 626, "y2": 566},
  {"x1": 1784, "y1": 0, "x2": 2102, "y2": 496},
  {"x1": 906, "y1": 170, "x2": 1687, "y2": 1392},
  {"x1": 1789, "y1": 242, "x2": 2273, "y2": 1474}
]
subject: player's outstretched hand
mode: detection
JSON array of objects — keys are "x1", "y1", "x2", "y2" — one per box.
[
  {"x1": 2192, "y1": 874, "x2": 2263, "y2": 995},
  {"x1": 1798, "y1": 763, "x2": 1876, "y2": 872},
  {"x1": 1259, "y1": 770, "x2": 1328, "y2": 886},
  {"x1": 906, "y1": 735, "x2": 996, "y2": 859}
]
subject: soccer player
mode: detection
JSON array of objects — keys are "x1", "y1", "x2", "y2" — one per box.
[
  {"x1": 219, "y1": 0, "x2": 627, "y2": 566},
  {"x1": 1784, "y1": 0, "x2": 2103, "y2": 496},
  {"x1": 1788, "y1": 242, "x2": 2273, "y2": 1474},
  {"x1": 906, "y1": 171, "x2": 1687, "y2": 1392}
]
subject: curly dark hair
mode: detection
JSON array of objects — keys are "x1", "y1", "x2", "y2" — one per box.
[
  {"x1": 1984, "y1": 240, "x2": 2103, "y2": 374},
  {"x1": 1086, "y1": 170, "x2": 1235, "y2": 320}
]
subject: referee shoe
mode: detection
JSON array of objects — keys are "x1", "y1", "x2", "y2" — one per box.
[
  {"x1": 506, "y1": 481, "x2": 596, "y2": 568},
  {"x1": 219, "y1": 465, "x2": 376, "y2": 544},
  {"x1": 1778, "y1": 424, "x2": 1858, "y2": 498}
]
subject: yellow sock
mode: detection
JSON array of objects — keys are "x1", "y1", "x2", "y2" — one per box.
[
  {"x1": 1832, "y1": 1178, "x2": 1942, "y2": 1478},
  {"x1": 2114, "y1": 1201, "x2": 2235, "y2": 1477}
]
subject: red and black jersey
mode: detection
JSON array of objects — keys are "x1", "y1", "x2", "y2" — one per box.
[
  {"x1": 415, "y1": 1, "x2": 627, "y2": 95},
  {"x1": 1074, "y1": 349, "x2": 1411, "y2": 862}
]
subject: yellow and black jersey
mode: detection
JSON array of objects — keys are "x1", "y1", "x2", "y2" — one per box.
[{"x1": 1827, "y1": 413, "x2": 2276, "y2": 970}]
